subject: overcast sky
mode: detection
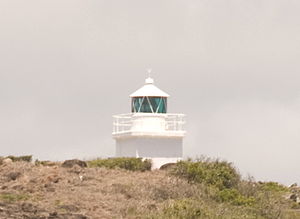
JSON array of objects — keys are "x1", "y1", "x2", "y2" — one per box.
[{"x1": 0, "y1": 0, "x2": 299, "y2": 185}]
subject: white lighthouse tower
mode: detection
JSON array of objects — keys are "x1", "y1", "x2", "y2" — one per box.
[{"x1": 112, "y1": 76, "x2": 186, "y2": 169}]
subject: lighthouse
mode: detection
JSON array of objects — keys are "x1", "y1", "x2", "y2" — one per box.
[{"x1": 112, "y1": 77, "x2": 186, "y2": 169}]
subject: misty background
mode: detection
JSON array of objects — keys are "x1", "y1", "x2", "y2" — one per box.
[{"x1": 0, "y1": 0, "x2": 299, "y2": 185}]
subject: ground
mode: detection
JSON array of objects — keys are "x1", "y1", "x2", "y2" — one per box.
[
  {"x1": 1, "y1": 160, "x2": 300, "y2": 219},
  {"x1": 0, "y1": 161, "x2": 192, "y2": 218}
]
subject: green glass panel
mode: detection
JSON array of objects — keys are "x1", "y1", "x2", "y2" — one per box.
[
  {"x1": 141, "y1": 98, "x2": 152, "y2": 113},
  {"x1": 131, "y1": 97, "x2": 167, "y2": 113}
]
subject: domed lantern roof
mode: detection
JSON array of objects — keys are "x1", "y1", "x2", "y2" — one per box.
[
  {"x1": 130, "y1": 77, "x2": 170, "y2": 98},
  {"x1": 130, "y1": 77, "x2": 169, "y2": 113}
]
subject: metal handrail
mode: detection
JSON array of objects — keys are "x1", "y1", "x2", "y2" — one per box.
[{"x1": 112, "y1": 113, "x2": 186, "y2": 134}]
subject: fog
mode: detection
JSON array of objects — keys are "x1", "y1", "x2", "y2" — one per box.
[{"x1": 0, "y1": 0, "x2": 299, "y2": 185}]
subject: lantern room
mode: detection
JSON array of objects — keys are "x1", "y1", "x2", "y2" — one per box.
[{"x1": 130, "y1": 77, "x2": 169, "y2": 113}]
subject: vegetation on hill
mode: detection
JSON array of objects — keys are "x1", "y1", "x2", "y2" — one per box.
[
  {"x1": 87, "y1": 157, "x2": 152, "y2": 171},
  {"x1": 0, "y1": 156, "x2": 299, "y2": 218},
  {"x1": 153, "y1": 158, "x2": 297, "y2": 218}
]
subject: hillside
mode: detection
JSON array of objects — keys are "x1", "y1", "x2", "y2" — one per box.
[{"x1": 0, "y1": 157, "x2": 300, "y2": 219}]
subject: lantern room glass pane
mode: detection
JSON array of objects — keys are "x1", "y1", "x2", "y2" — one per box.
[{"x1": 132, "y1": 97, "x2": 167, "y2": 113}]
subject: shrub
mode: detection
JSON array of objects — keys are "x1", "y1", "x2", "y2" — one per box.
[
  {"x1": 172, "y1": 158, "x2": 241, "y2": 190},
  {"x1": 160, "y1": 199, "x2": 211, "y2": 219},
  {"x1": 0, "y1": 193, "x2": 29, "y2": 202},
  {"x1": 61, "y1": 159, "x2": 87, "y2": 168},
  {"x1": 217, "y1": 188, "x2": 255, "y2": 206},
  {"x1": 35, "y1": 160, "x2": 57, "y2": 166},
  {"x1": 237, "y1": 179, "x2": 258, "y2": 197},
  {"x1": 258, "y1": 182, "x2": 288, "y2": 192},
  {"x1": 88, "y1": 158, "x2": 151, "y2": 171},
  {"x1": 6, "y1": 155, "x2": 32, "y2": 162}
]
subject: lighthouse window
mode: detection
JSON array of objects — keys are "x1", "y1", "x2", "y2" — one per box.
[{"x1": 132, "y1": 97, "x2": 167, "y2": 113}]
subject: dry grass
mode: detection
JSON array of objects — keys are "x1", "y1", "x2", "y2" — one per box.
[{"x1": 0, "y1": 161, "x2": 198, "y2": 218}]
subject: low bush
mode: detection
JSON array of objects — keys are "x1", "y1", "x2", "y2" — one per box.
[
  {"x1": 172, "y1": 158, "x2": 241, "y2": 190},
  {"x1": 88, "y1": 158, "x2": 152, "y2": 171},
  {"x1": 61, "y1": 159, "x2": 87, "y2": 168},
  {"x1": 259, "y1": 182, "x2": 288, "y2": 192},
  {"x1": 0, "y1": 193, "x2": 29, "y2": 203},
  {"x1": 6, "y1": 155, "x2": 32, "y2": 162},
  {"x1": 217, "y1": 188, "x2": 255, "y2": 206},
  {"x1": 160, "y1": 199, "x2": 211, "y2": 219},
  {"x1": 35, "y1": 160, "x2": 57, "y2": 166}
]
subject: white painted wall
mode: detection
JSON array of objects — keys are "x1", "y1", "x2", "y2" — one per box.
[{"x1": 116, "y1": 136, "x2": 183, "y2": 158}]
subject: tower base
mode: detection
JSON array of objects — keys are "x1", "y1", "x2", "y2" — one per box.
[
  {"x1": 115, "y1": 136, "x2": 183, "y2": 169},
  {"x1": 148, "y1": 157, "x2": 182, "y2": 169}
]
